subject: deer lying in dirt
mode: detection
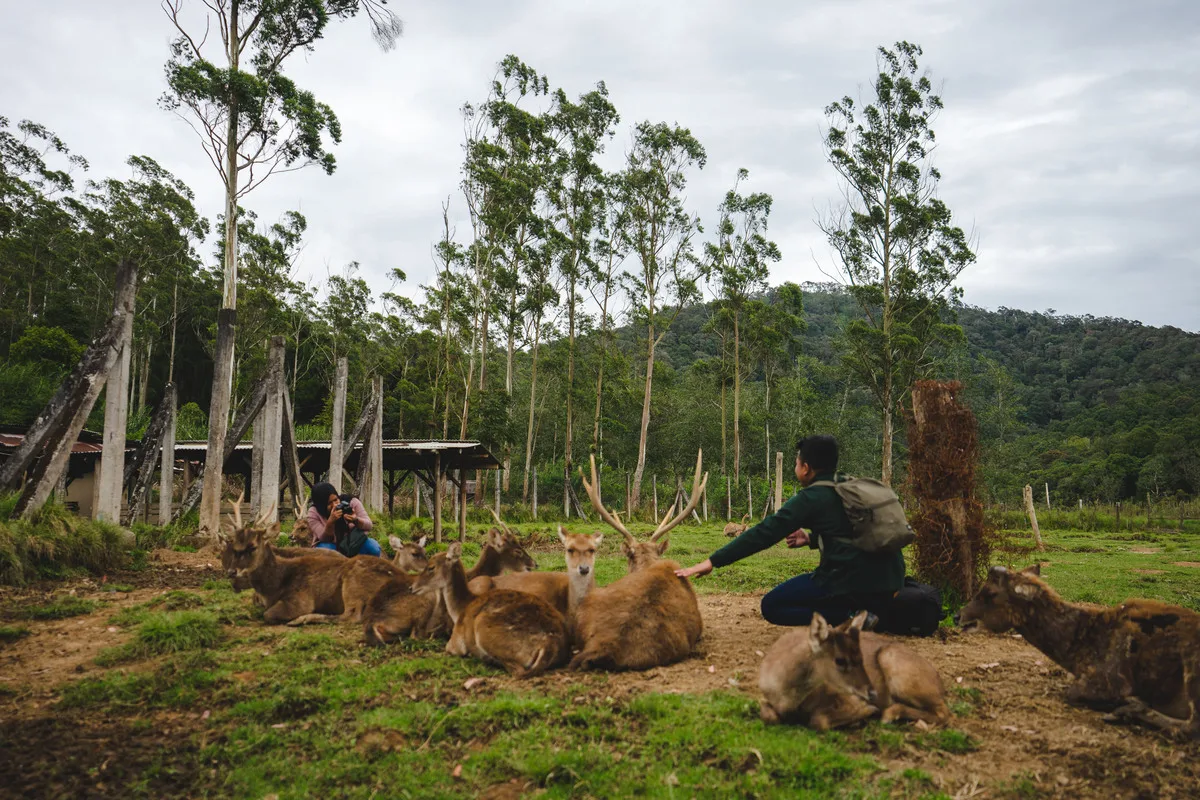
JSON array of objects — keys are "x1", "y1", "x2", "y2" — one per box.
[
  {"x1": 724, "y1": 514, "x2": 751, "y2": 537},
  {"x1": 411, "y1": 542, "x2": 569, "y2": 677},
  {"x1": 472, "y1": 524, "x2": 601, "y2": 619},
  {"x1": 958, "y1": 564, "x2": 1200, "y2": 739},
  {"x1": 567, "y1": 452, "x2": 706, "y2": 671},
  {"x1": 759, "y1": 611, "x2": 949, "y2": 729},
  {"x1": 363, "y1": 526, "x2": 539, "y2": 645}
]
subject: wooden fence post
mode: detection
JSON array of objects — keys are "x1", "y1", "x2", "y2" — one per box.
[
  {"x1": 96, "y1": 300, "x2": 134, "y2": 524},
  {"x1": 532, "y1": 467, "x2": 538, "y2": 520},
  {"x1": 1023, "y1": 484, "x2": 1045, "y2": 551},
  {"x1": 159, "y1": 384, "x2": 177, "y2": 525},
  {"x1": 433, "y1": 451, "x2": 443, "y2": 543},
  {"x1": 256, "y1": 336, "x2": 285, "y2": 524},
  {"x1": 1045, "y1": 482, "x2": 1050, "y2": 509},
  {"x1": 458, "y1": 468, "x2": 467, "y2": 542},
  {"x1": 774, "y1": 452, "x2": 784, "y2": 512},
  {"x1": 366, "y1": 375, "x2": 384, "y2": 510},
  {"x1": 329, "y1": 357, "x2": 348, "y2": 489}
]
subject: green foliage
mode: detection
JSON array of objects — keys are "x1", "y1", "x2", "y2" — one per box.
[
  {"x1": 0, "y1": 497, "x2": 128, "y2": 586},
  {"x1": 0, "y1": 624, "x2": 30, "y2": 643},
  {"x1": 8, "y1": 325, "x2": 83, "y2": 368}
]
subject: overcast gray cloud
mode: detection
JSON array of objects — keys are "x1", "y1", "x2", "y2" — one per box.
[{"x1": 2, "y1": 0, "x2": 1197, "y2": 330}]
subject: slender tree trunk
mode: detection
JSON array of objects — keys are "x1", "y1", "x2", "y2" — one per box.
[
  {"x1": 591, "y1": 274, "x2": 612, "y2": 458},
  {"x1": 630, "y1": 319, "x2": 656, "y2": 510},
  {"x1": 504, "y1": 285, "x2": 517, "y2": 491},
  {"x1": 881, "y1": 373, "x2": 894, "y2": 485},
  {"x1": 733, "y1": 313, "x2": 741, "y2": 483},
  {"x1": 199, "y1": 0, "x2": 242, "y2": 538},
  {"x1": 564, "y1": 273, "x2": 576, "y2": 517},
  {"x1": 720, "y1": 379, "x2": 727, "y2": 475},
  {"x1": 168, "y1": 280, "x2": 178, "y2": 384},
  {"x1": 522, "y1": 318, "x2": 541, "y2": 501}
]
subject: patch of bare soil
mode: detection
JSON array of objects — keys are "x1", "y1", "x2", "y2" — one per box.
[
  {"x1": 1131, "y1": 568, "x2": 1165, "y2": 575},
  {"x1": 1171, "y1": 561, "x2": 1200, "y2": 568},
  {"x1": 1128, "y1": 546, "x2": 1160, "y2": 554}
]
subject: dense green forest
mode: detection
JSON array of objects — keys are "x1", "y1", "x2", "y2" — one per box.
[{"x1": 3, "y1": 44, "x2": 1197, "y2": 511}]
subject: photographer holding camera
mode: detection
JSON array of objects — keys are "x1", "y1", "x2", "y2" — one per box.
[{"x1": 305, "y1": 481, "x2": 382, "y2": 557}]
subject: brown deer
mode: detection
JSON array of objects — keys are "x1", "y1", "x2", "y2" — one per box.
[
  {"x1": 959, "y1": 565, "x2": 1200, "y2": 738},
  {"x1": 411, "y1": 542, "x2": 569, "y2": 677},
  {"x1": 824, "y1": 611, "x2": 950, "y2": 726},
  {"x1": 723, "y1": 514, "x2": 751, "y2": 537},
  {"x1": 567, "y1": 451, "x2": 706, "y2": 671},
  {"x1": 759, "y1": 613, "x2": 878, "y2": 729},
  {"x1": 363, "y1": 525, "x2": 538, "y2": 645},
  {"x1": 472, "y1": 525, "x2": 601, "y2": 618}
]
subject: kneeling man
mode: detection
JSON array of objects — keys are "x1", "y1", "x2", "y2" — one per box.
[{"x1": 676, "y1": 435, "x2": 904, "y2": 626}]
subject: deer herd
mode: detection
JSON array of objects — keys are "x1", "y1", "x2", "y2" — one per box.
[{"x1": 218, "y1": 450, "x2": 1200, "y2": 740}]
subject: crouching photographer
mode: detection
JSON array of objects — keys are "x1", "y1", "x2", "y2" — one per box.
[{"x1": 306, "y1": 481, "x2": 382, "y2": 557}]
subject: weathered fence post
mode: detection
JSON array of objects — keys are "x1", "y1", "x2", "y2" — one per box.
[
  {"x1": 433, "y1": 451, "x2": 443, "y2": 543},
  {"x1": 1045, "y1": 482, "x2": 1051, "y2": 509},
  {"x1": 127, "y1": 387, "x2": 178, "y2": 522},
  {"x1": 159, "y1": 384, "x2": 177, "y2": 525},
  {"x1": 329, "y1": 356, "x2": 348, "y2": 490},
  {"x1": 255, "y1": 336, "x2": 285, "y2": 525},
  {"x1": 532, "y1": 467, "x2": 538, "y2": 520},
  {"x1": 366, "y1": 375, "x2": 384, "y2": 510},
  {"x1": 1023, "y1": 484, "x2": 1045, "y2": 551},
  {"x1": 495, "y1": 467, "x2": 501, "y2": 519},
  {"x1": 95, "y1": 299, "x2": 135, "y2": 524}
]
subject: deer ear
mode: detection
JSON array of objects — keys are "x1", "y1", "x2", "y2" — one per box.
[
  {"x1": 656, "y1": 538, "x2": 670, "y2": 555},
  {"x1": 988, "y1": 565, "x2": 1009, "y2": 583},
  {"x1": 388, "y1": 535, "x2": 404, "y2": 550},
  {"x1": 809, "y1": 613, "x2": 831, "y2": 651},
  {"x1": 1020, "y1": 563, "x2": 1041, "y2": 577},
  {"x1": 267, "y1": 521, "x2": 281, "y2": 537},
  {"x1": 1013, "y1": 581, "x2": 1039, "y2": 599},
  {"x1": 446, "y1": 542, "x2": 462, "y2": 562},
  {"x1": 557, "y1": 525, "x2": 568, "y2": 545},
  {"x1": 416, "y1": 535, "x2": 428, "y2": 549},
  {"x1": 847, "y1": 611, "x2": 869, "y2": 632},
  {"x1": 592, "y1": 533, "x2": 603, "y2": 548}
]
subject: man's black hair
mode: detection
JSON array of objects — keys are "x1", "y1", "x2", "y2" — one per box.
[{"x1": 796, "y1": 435, "x2": 839, "y2": 473}]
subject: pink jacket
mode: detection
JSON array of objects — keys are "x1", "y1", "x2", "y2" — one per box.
[{"x1": 306, "y1": 497, "x2": 373, "y2": 545}]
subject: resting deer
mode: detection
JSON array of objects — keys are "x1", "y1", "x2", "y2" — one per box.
[
  {"x1": 363, "y1": 526, "x2": 538, "y2": 645},
  {"x1": 472, "y1": 523, "x2": 601, "y2": 618},
  {"x1": 724, "y1": 514, "x2": 751, "y2": 537},
  {"x1": 826, "y1": 611, "x2": 949, "y2": 726},
  {"x1": 411, "y1": 542, "x2": 569, "y2": 677},
  {"x1": 759, "y1": 612, "x2": 878, "y2": 729},
  {"x1": 567, "y1": 451, "x2": 707, "y2": 671},
  {"x1": 959, "y1": 565, "x2": 1200, "y2": 739}
]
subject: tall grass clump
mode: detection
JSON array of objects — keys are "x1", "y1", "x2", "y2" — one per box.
[
  {"x1": 0, "y1": 495, "x2": 129, "y2": 585},
  {"x1": 96, "y1": 611, "x2": 223, "y2": 665}
]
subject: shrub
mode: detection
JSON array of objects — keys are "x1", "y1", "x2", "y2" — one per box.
[{"x1": 0, "y1": 497, "x2": 128, "y2": 586}]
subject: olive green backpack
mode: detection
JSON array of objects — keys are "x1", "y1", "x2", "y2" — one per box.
[{"x1": 809, "y1": 477, "x2": 915, "y2": 553}]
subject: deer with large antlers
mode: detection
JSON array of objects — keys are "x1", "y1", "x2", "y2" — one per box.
[{"x1": 567, "y1": 451, "x2": 707, "y2": 671}]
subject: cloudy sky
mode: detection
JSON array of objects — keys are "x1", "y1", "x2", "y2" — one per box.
[{"x1": 3, "y1": 0, "x2": 1198, "y2": 330}]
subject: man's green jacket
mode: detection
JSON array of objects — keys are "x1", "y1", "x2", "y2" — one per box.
[{"x1": 708, "y1": 471, "x2": 905, "y2": 596}]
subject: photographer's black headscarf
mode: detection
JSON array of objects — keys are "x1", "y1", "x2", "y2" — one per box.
[{"x1": 311, "y1": 482, "x2": 338, "y2": 519}]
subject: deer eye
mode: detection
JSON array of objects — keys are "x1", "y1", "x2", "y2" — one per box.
[{"x1": 835, "y1": 658, "x2": 848, "y2": 668}]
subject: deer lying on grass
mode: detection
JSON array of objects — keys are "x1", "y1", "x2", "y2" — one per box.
[
  {"x1": 759, "y1": 611, "x2": 948, "y2": 729},
  {"x1": 471, "y1": 523, "x2": 601, "y2": 618},
  {"x1": 958, "y1": 564, "x2": 1200, "y2": 739},
  {"x1": 410, "y1": 542, "x2": 569, "y2": 677},
  {"x1": 363, "y1": 526, "x2": 539, "y2": 645},
  {"x1": 221, "y1": 501, "x2": 429, "y2": 625},
  {"x1": 724, "y1": 514, "x2": 751, "y2": 537},
  {"x1": 566, "y1": 452, "x2": 706, "y2": 671}
]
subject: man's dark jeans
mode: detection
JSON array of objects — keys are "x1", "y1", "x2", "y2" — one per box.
[{"x1": 760, "y1": 572, "x2": 893, "y2": 627}]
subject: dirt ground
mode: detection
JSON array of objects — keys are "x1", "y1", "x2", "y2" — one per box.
[{"x1": 2, "y1": 551, "x2": 1197, "y2": 799}]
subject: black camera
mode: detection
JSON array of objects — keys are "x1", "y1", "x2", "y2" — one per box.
[{"x1": 336, "y1": 499, "x2": 354, "y2": 517}]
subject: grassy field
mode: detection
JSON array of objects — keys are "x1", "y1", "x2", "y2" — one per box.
[{"x1": 1, "y1": 519, "x2": 1197, "y2": 799}]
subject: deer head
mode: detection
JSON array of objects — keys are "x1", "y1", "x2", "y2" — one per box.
[
  {"x1": 387, "y1": 535, "x2": 430, "y2": 573},
  {"x1": 486, "y1": 508, "x2": 538, "y2": 572},
  {"x1": 957, "y1": 564, "x2": 1045, "y2": 633},
  {"x1": 219, "y1": 494, "x2": 280, "y2": 592},
  {"x1": 581, "y1": 450, "x2": 708, "y2": 572},
  {"x1": 412, "y1": 542, "x2": 462, "y2": 597},
  {"x1": 558, "y1": 525, "x2": 602, "y2": 579}
]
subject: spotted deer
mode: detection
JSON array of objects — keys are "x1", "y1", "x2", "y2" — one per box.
[
  {"x1": 959, "y1": 564, "x2": 1200, "y2": 738},
  {"x1": 363, "y1": 525, "x2": 538, "y2": 645},
  {"x1": 411, "y1": 542, "x2": 569, "y2": 677},
  {"x1": 567, "y1": 451, "x2": 706, "y2": 671}
]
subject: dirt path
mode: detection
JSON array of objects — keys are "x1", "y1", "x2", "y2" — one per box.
[{"x1": 2, "y1": 556, "x2": 1196, "y2": 799}]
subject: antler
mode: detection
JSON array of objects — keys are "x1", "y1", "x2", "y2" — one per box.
[
  {"x1": 254, "y1": 502, "x2": 277, "y2": 528},
  {"x1": 487, "y1": 505, "x2": 514, "y2": 536},
  {"x1": 580, "y1": 453, "x2": 635, "y2": 546},
  {"x1": 650, "y1": 449, "x2": 708, "y2": 542},
  {"x1": 230, "y1": 490, "x2": 244, "y2": 530}
]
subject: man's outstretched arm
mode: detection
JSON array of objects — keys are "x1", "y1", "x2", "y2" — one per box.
[{"x1": 674, "y1": 492, "x2": 816, "y2": 579}]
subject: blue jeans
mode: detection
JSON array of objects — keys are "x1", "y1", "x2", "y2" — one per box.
[
  {"x1": 315, "y1": 538, "x2": 382, "y2": 557},
  {"x1": 760, "y1": 573, "x2": 861, "y2": 627}
]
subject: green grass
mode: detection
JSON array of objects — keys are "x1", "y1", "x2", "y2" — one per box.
[
  {"x1": 0, "y1": 624, "x2": 31, "y2": 643},
  {"x1": 0, "y1": 495, "x2": 130, "y2": 585},
  {"x1": 24, "y1": 520, "x2": 1200, "y2": 798},
  {"x1": 12, "y1": 595, "x2": 98, "y2": 620},
  {"x1": 95, "y1": 611, "x2": 223, "y2": 666}
]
